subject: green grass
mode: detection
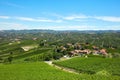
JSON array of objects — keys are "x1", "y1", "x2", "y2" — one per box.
[
  {"x1": 0, "y1": 62, "x2": 119, "y2": 80},
  {"x1": 53, "y1": 57, "x2": 120, "y2": 77}
]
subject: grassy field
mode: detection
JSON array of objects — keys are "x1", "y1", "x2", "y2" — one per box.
[
  {"x1": 0, "y1": 62, "x2": 120, "y2": 80},
  {"x1": 53, "y1": 56, "x2": 120, "y2": 78}
]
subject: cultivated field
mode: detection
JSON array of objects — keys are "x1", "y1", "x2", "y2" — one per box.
[
  {"x1": 53, "y1": 56, "x2": 120, "y2": 79},
  {"x1": 0, "y1": 62, "x2": 120, "y2": 80}
]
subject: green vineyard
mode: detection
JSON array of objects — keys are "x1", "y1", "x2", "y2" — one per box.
[
  {"x1": 0, "y1": 62, "x2": 120, "y2": 80},
  {"x1": 53, "y1": 56, "x2": 120, "y2": 77}
]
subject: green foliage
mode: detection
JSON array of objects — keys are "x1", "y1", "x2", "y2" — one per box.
[
  {"x1": 3, "y1": 56, "x2": 13, "y2": 64},
  {"x1": 96, "y1": 70, "x2": 111, "y2": 76},
  {"x1": 14, "y1": 48, "x2": 51, "y2": 60},
  {"x1": 53, "y1": 52, "x2": 62, "y2": 60},
  {"x1": 7, "y1": 56, "x2": 13, "y2": 63},
  {"x1": 112, "y1": 53, "x2": 120, "y2": 58},
  {"x1": 24, "y1": 50, "x2": 63, "y2": 61},
  {"x1": 53, "y1": 57, "x2": 120, "y2": 76}
]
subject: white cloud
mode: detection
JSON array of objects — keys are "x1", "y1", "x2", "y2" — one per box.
[
  {"x1": 0, "y1": 22, "x2": 28, "y2": 30},
  {"x1": 35, "y1": 25, "x2": 97, "y2": 30},
  {"x1": 43, "y1": 25, "x2": 120, "y2": 30},
  {"x1": 63, "y1": 15, "x2": 89, "y2": 20},
  {"x1": 0, "y1": 16, "x2": 10, "y2": 19},
  {"x1": 45, "y1": 13, "x2": 63, "y2": 18},
  {"x1": 4, "y1": 2, "x2": 24, "y2": 8},
  {"x1": 102, "y1": 25, "x2": 120, "y2": 30},
  {"x1": 15, "y1": 17, "x2": 62, "y2": 23},
  {"x1": 1, "y1": 14, "x2": 120, "y2": 23},
  {"x1": 61, "y1": 14, "x2": 120, "y2": 22},
  {"x1": 15, "y1": 17, "x2": 35, "y2": 21},
  {"x1": 44, "y1": 13, "x2": 89, "y2": 20},
  {"x1": 94, "y1": 16, "x2": 120, "y2": 22},
  {"x1": 0, "y1": 13, "x2": 120, "y2": 30},
  {"x1": 0, "y1": 21, "x2": 120, "y2": 30}
]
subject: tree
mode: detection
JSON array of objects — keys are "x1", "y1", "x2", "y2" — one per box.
[{"x1": 7, "y1": 56, "x2": 13, "y2": 63}]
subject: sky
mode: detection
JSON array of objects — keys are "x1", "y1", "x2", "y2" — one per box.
[{"x1": 0, "y1": 0, "x2": 120, "y2": 30}]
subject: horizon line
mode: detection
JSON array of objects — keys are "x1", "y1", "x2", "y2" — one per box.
[{"x1": 0, "y1": 29, "x2": 120, "y2": 31}]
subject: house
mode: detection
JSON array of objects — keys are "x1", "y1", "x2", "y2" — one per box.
[
  {"x1": 33, "y1": 38, "x2": 37, "y2": 40},
  {"x1": 60, "y1": 46, "x2": 67, "y2": 52},
  {"x1": 69, "y1": 51, "x2": 77, "y2": 57},
  {"x1": 69, "y1": 49, "x2": 91, "y2": 56},
  {"x1": 92, "y1": 46, "x2": 99, "y2": 50},
  {"x1": 100, "y1": 49, "x2": 108, "y2": 55},
  {"x1": 92, "y1": 49, "x2": 108, "y2": 56}
]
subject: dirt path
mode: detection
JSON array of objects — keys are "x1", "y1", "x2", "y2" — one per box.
[{"x1": 45, "y1": 61, "x2": 79, "y2": 74}]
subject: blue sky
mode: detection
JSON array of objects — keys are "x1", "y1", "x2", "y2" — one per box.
[{"x1": 0, "y1": 0, "x2": 120, "y2": 30}]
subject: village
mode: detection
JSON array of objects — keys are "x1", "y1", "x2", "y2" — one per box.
[{"x1": 56, "y1": 43, "x2": 108, "y2": 58}]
